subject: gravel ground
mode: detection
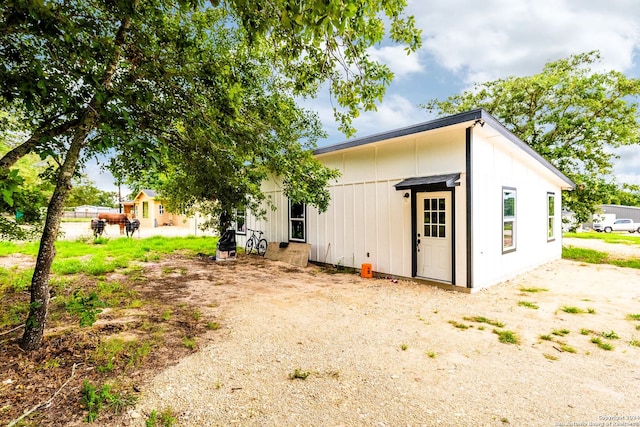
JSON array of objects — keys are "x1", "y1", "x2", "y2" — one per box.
[{"x1": 106, "y1": 237, "x2": 640, "y2": 427}]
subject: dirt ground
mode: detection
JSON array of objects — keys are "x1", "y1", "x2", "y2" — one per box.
[
  {"x1": 126, "y1": 241, "x2": 640, "y2": 427},
  {"x1": 2, "y1": 234, "x2": 640, "y2": 426}
]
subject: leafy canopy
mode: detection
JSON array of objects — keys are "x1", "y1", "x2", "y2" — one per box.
[{"x1": 423, "y1": 51, "x2": 640, "y2": 222}]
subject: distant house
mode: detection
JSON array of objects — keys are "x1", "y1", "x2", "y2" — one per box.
[
  {"x1": 131, "y1": 189, "x2": 196, "y2": 229},
  {"x1": 240, "y1": 109, "x2": 574, "y2": 291}
]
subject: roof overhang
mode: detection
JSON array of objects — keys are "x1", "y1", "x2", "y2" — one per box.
[{"x1": 395, "y1": 173, "x2": 461, "y2": 191}]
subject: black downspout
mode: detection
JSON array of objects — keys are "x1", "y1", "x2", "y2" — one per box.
[{"x1": 466, "y1": 127, "x2": 473, "y2": 288}]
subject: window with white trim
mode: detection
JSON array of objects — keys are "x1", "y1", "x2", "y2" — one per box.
[
  {"x1": 502, "y1": 187, "x2": 516, "y2": 252},
  {"x1": 233, "y1": 208, "x2": 246, "y2": 235},
  {"x1": 158, "y1": 204, "x2": 164, "y2": 215},
  {"x1": 547, "y1": 192, "x2": 555, "y2": 241},
  {"x1": 289, "y1": 202, "x2": 306, "y2": 242}
]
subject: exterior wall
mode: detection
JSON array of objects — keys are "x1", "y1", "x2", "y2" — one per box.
[
  {"x1": 470, "y1": 129, "x2": 564, "y2": 289},
  {"x1": 257, "y1": 126, "x2": 469, "y2": 284}
]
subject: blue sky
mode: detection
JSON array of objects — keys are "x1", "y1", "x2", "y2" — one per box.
[{"x1": 89, "y1": 0, "x2": 640, "y2": 192}]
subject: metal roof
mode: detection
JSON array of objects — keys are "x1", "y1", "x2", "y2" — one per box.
[
  {"x1": 314, "y1": 109, "x2": 575, "y2": 189},
  {"x1": 394, "y1": 173, "x2": 461, "y2": 190}
]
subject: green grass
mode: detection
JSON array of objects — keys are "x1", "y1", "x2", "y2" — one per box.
[
  {"x1": 493, "y1": 329, "x2": 520, "y2": 344},
  {"x1": 519, "y1": 287, "x2": 548, "y2": 293},
  {"x1": 463, "y1": 316, "x2": 505, "y2": 328},
  {"x1": 590, "y1": 337, "x2": 614, "y2": 351},
  {"x1": 552, "y1": 328, "x2": 570, "y2": 336},
  {"x1": 562, "y1": 247, "x2": 608, "y2": 264},
  {"x1": 517, "y1": 301, "x2": 539, "y2": 309},
  {"x1": 561, "y1": 306, "x2": 587, "y2": 314},
  {"x1": 448, "y1": 320, "x2": 471, "y2": 329},
  {"x1": 626, "y1": 314, "x2": 640, "y2": 321},
  {"x1": 562, "y1": 244, "x2": 640, "y2": 269},
  {"x1": 564, "y1": 231, "x2": 640, "y2": 245}
]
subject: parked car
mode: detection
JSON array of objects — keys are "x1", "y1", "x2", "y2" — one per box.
[{"x1": 597, "y1": 219, "x2": 640, "y2": 233}]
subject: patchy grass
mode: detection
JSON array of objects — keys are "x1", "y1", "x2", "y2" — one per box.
[
  {"x1": 591, "y1": 337, "x2": 615, "y2": 351},
  {"x1": 626, "y1": 314, "x2": 640, "y2": 321},
  {"x1": 601, "y1": 330, "x2": 619, "y2": 340},
  {"x1": 543, "y1": 353, "x2": 559, "y2": 361},
  {"x1": 518, "y1": 301, "x2": 539, "y2": 310},
  {"x1": 448, "y1": 320, "x2": 471, "y2": 329},
  {"x1": 519, "y1": 287, "x2": 548, "y2": 293},
  {"x1": 552, "y1": 329, "x2": 570, "y2": 337},
  {"x1": 463, "y1": 316, "x2": 505, "y2": 328},
  {"x1": 563, "y1": 232, "x2": 640, "y2": 246},
  {"x1": 563, "y1": 244, "x2": 640, "y2": 269},
  {"x1": 289, "y1": 369, "x2": 311, "y2": 380},
  {"x1": 493, "y1": 329, "x2": 520, "y2": 345}
]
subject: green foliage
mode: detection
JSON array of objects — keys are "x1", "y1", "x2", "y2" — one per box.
[
  {"x1": 65, "y1": 175, "x2": 117, "y2": 208},
  {"x1": 590, "y1": 337, "x2": 614, "y2": 351},
  {"x1": 65, "y1": 291, "x2": 107, "y2": 327},
  {"x1": 146, "y1": 409, "x2": 178, "y2": 427},
  {"x1": 563, "y1": 245, "x2": 640, "y2": 269},
  {"x1": 561, "y1": 306, "x2": 586, "y2": 314},
  {"x1": 627, "y1": 314, "x2": 640, "y2": 321},
  {"x1": 81, "y1": 380, "x2": 137, "y2": 422},
  {"x1": 552, "y1": 329, "x2": 570, "y2": 336},
  {"x1": 1, "y1": 0, "x2": 420, "y2": 349},
  {"x1": 423, "y1": 51, "x2": 640, "y2": 222}
]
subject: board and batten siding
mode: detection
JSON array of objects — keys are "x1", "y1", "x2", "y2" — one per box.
[
  {"x1": 470, "y1": 128, "x2": 564, "y2": 289},
  {"x1": 257, "y1": 125, "x2": 469, "y2": 283}
]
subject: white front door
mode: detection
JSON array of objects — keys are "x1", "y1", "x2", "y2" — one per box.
[{"x1": 416, "y1": 192, "x2": 452, "y2": 282}]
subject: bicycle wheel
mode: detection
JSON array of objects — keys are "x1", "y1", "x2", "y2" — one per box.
[
  {"x1": 245, "y1": 238, "x2": 254, "y2": 255},
  {"x1": 257, "y1": 238, "x2": 268, "y2": 256}
]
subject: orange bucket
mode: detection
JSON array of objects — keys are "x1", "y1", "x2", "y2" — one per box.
[{"x1": 360, "y1": 263, "x2": 373, "y2": 278}]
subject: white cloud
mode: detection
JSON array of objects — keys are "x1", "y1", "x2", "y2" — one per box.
[
  {"x1": 409, "y1": 0, "x2": 640, "y2": 83},
  {"x1": 348, "y1": 94, "x2": 428, "y2": 138},
  {"x1": 613, "y1": 146, "x2": 640, "y2": 186},
  {"x1": 367, "y1": 45, "x2": 425, "y2": 79}
]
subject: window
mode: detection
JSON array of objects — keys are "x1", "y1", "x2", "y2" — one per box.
[
  {"x1": 547, "y1": 192, "x2": 555, "y2": 241},
  {"x1": 423, "y1": 197, "x2": 447, "y2": 238},
  {"x1": 289, "y1": 202, "x2": 306, "y2": 242},
  {"x1": 142, "y1": 201, "x2": 149, "y2": 219},
  {"x1": 233, "y1": 208, "x2": 246, "y2": 235},
  {"x1": 158, "y1": 204, "x2": 164, "y2": 215},
  {"x1": 502, "y1": 187, "x2": 516, "y2": 252}
]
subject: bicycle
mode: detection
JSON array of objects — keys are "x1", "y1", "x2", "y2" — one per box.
[{"x1": 245, "y1": 228, "x2": 268, "y2": 256}]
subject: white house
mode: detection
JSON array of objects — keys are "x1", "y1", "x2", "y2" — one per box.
[{"x1": 240, "y1": 109, "x2": 574, "y2": 291}]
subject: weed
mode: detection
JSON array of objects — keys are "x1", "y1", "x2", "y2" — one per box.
[
  {"x1": 192, "y1": 308, "x2": 202, "y2": 322},
  {"x1": 205, "y1": 322, "x2": 220, "y2": 330},
  {"x1": 517, "y1": 301, "x2": 539, "y2": 309},
  {"x1": 543, "y1": 353, "x2": 558, "y2": 361},
  {"x1": 552, "y1": 329, "x2": 570, "y2": 336},
  {"x1": 580, "y1": 328, "x2": 591, "y2": 335},
  {"x1": 289, "y1": 369, "x2": 310, "y2": 380},
  {"x1": 520, "y1": 287, "x2": 548, "y2": 293},
  {"x1": 560, "y1": 344, "x2": 576, "y2": 353},
  {"x1": 630, "y1": 340, "x2": 640, "y2": 348},
  {"x1": 448, "y1": 320, "x2": 470, "y2": 329},
  {"x1": 561, "y1": 306, "x2": 585, "y2": 314},
  {"x1": 426, "y1": 351, "x2": 436, "y2": 358},
  {"x1": 161, "y1": 310, "x2": 172, "y2": 321},
  {"x1": 463, "y1": 316, "x2": 505, "y2": 328},
  {"x1": 587, "y1": 308, "x2": 596, "y2": 314},
  {"x1": 539, "y1": 334, "x2": 553, "y2": 341},
  {"x1": 493, "y1": 329, "x2": 520, "y2": 344},
  {"x1": 626, "y1": 314, "x2": 640, "y2": 321},
  {"x1": 81, "y1": 380, "x2": 137, "y2": 422},
  {"x1": 146, "y1": 408, "x2": 177, "y2": 427},
  {"x1": 182, "y1": 336, "x2": 196, "y2": 350},
  {"x1": 591, "y1": 337, "x2": 614, "y2": 351},
  {"x1": 601, "y1": 331, "x2": 619, "y2": 340},
  {"x1": 65, "y1": 290, "x2": 107, "y2": 327},
  {"x1": 44, "y1": 358, "x2": 60, "y2": 369},
  {"x1": 400, "y1": 343, "x2": 408, "y2": 351},
  {"x1": 129, "y1": 299, "x2": 144, "y2": 309}
]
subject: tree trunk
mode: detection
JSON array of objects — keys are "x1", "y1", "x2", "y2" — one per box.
[{"x1": 19, "y1": 115, "x2": 94, "y2": 351}]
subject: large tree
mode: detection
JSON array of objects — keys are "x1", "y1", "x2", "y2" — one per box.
[
  {"x1": 0, "y1": 1, "x2": 421, "y2": 350},
  {"x1": 422, "y1": 51, "x2": 640, "y2": 223}
]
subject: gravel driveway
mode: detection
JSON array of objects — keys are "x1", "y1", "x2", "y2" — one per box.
[{"x1": 115, "y1": 238, "x2": 640, "y2": 427}]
